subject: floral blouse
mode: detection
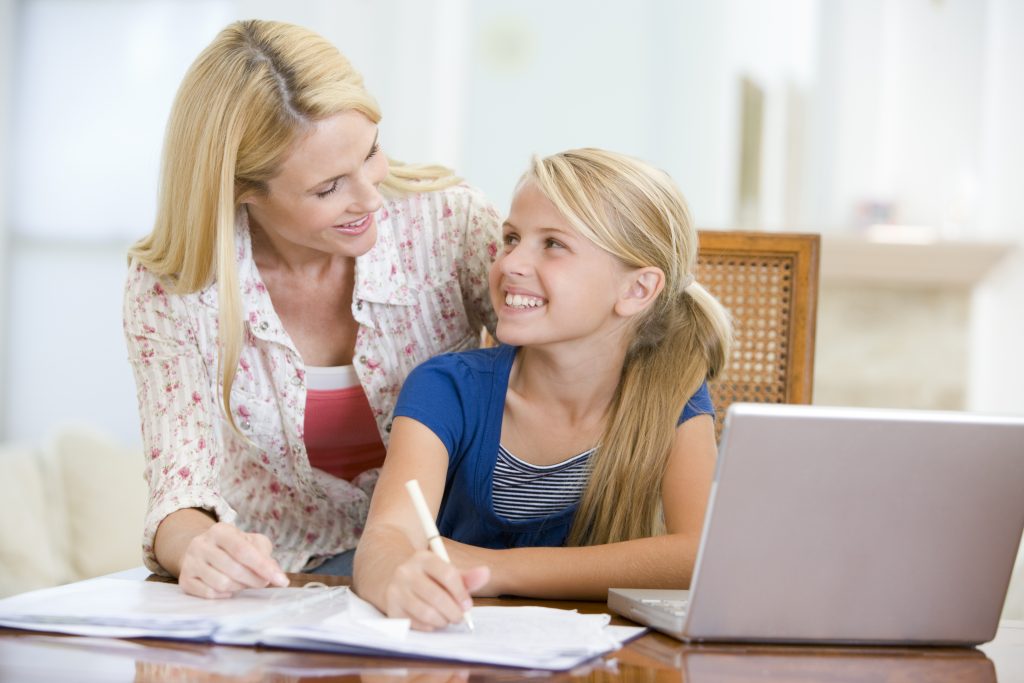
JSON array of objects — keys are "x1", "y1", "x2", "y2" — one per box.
[{"x1": 123, "y1": 184, "x2": 500, "y2": 574}]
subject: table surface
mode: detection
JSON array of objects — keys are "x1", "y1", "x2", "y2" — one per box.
[{"x1": 1, "y1": 573, "x2": 1022, "y2": 682}]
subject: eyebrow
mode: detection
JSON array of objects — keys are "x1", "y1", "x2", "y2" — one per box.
[
  {"x1": 502, "y1": 221, "x2": 575, "y2": 238},
  {"x1": 308, "y1": 129, "x2": 380, "y2": 193}
]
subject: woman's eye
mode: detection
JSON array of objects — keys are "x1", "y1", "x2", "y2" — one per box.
[
  {"x1": 316, "y1": 181, "x2": 339, "y2": 199},
  {"x1": 503, "y1": 234, "x2": 519, "y2": 246},
  {"x1": 366, "y1": 143, "x2": 380, "y2": 160},
  {"x1": 545, "y1": 238, "x2": 564, "y2": 249}
]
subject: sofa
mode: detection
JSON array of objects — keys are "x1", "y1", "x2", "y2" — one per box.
[
  {"x1": 0, "y1": 424, "x2": 147, "y2": 598},
  {"x1": 2, "y1": 424, "x2": 1024, "y2": 620}
]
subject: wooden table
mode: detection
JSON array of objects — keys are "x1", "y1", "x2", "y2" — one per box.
[{"x1": 1, "y1": 573, "x2": 1021, "y2": 681}]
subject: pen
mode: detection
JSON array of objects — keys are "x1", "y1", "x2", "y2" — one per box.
[{"x1": 404, "y1": 479, "x2": 475, "y2": 632}]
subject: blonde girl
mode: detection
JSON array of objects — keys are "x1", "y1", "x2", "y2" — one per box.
[
  {"x1": 123, "y1": 20, "x2": 500, "y2": 597},
  {"x1": 353, "y1": 148, "x2": 731, "y2": 630}
]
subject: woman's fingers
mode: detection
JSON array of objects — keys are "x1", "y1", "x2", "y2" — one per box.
[{"x1": 178, "y1": 523, "x2": 287, "y2": 598}]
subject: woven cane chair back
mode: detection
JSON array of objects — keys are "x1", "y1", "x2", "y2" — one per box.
[{"x1": 695, "y1": 230, "x2": 821, "y2": 441}]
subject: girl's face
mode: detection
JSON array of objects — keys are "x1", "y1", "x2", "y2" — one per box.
[
  {"x1": 243, "y1": 110, "x2": 389, "y2": 260},
  {"x1": 490, "y1": 180, "x2": 637, "y2": 349}
]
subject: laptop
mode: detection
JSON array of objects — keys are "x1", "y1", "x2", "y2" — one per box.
[{"x1": 608, "y1": 402, "x2": 1024, "y2": 645}]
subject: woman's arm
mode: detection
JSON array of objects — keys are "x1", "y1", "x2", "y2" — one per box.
[
  {"x1": 123, "y1": 264, "x2": 285, "y2": 595},
  {"x1": 449, "y1": 414, "x2": 718, "y2": 600},
  {"x1": 353, "y1": 417, "x2": 489, "y2": 629}
]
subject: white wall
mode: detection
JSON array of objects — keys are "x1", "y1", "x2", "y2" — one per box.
[
  {"x1": 1, "y1": 0, "x2": 1022, "y2": 445},
  {"x1": 806, "y1": 0, "x2": 988, "y2": 234},
  {"x1": 970, "y1": 0, "x2": 1024, "y2": 415},
  {"x1": 460, "y1": 0, "x2": 817, "y2": 224},
  {"x1": 0, "y1": 0, "x2": 15, "y2": 436}
]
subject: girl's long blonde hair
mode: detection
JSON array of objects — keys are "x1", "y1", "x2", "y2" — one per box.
[
  {"x1": 526, "y1": 149, "x2": 732, "y2": 547},
  {"x1": 128, "y1": 20, "x2": 458, "y2": 433}
]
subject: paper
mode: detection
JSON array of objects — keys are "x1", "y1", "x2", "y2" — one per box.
[{"x1": 0, "y1": 577, "x2": 639, "y2": 670}]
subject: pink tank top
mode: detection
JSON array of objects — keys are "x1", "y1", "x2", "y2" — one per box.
[{"x1": 303, "y1": 367, "x2": 386, "y2": 481}]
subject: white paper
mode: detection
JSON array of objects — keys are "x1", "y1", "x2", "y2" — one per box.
[{"x1": 0, "y1": 577, "x2": 631, "y2": 671}]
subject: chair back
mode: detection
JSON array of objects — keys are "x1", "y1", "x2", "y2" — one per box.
[{"x1": 695, "y1": 230, "x2": 821, "y2": 441}]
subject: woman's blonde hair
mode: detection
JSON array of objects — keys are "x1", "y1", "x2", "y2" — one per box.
[
  {"x1": 128, "y1": 20, "x2": 458, "y2": 433},
  {"x1": 525, "y1": 148, "x2": 732, "y2": 547}
]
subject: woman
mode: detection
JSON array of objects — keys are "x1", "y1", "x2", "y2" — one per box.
[{"x1": 123, "y1": 19, "x2": 499, "y2": 598}]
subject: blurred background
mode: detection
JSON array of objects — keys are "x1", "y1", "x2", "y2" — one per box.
[{"x1": 0, "y1": 0, "x2": 1021, "y2": 447}]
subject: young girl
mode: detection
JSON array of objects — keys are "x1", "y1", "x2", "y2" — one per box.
[{"x1": 353, "y1": 148, "x2": 731, "y2": 630}]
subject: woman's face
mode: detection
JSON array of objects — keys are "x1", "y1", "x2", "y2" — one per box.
[{"x1": 243, "y1": 110, "x2": 389, "y2": 260}]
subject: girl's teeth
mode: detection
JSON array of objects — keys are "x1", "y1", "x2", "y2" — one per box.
[{"x1": 505, "y1": 293, "x2": 544, "y2": 308}]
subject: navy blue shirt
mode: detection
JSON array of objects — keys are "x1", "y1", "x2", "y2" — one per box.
[{"x1": 393, "y1": 345, "x2": 714, "y2": 549}]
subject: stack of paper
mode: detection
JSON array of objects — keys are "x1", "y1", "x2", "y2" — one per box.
[{"x1": 0, "y1": 577, "x2": 642, "y2": 670}]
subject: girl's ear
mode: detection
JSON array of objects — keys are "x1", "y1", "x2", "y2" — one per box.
[{"x1": 615, "y1": 267, "x2": 665, "y2": 317}]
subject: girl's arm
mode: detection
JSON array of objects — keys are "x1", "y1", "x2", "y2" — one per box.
[
  {"x1": 353, "y1": 417, "x2": 490, "y2": 630},
  {"x1": 448, "y1": 414, "x2": 718, "y2": 600}
]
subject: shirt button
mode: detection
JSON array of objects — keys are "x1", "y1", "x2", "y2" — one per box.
[
  {"x1": 240, "y1": 419, "x2": 251, "y2": 431},
  {"x1": 259, "y1": 321, "x2": 269, "y2": 332},
  {"x1": 359, "y1": 355, "x2": 367, "y2": 365},
  {"x1": 291, "y1": 376, "x2": 302, "y2": 386},
  {"x1": 385, "y1": 421, "x2": 393, "y2": 433},
  {"x1": 356, "y1": 301, "x2": 363, "y2": 311}
]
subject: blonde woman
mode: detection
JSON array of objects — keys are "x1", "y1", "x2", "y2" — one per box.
[
  {"x1": 123, "y1": 20, "x2": 500, "y2": 597},
  {"x1": 354, "y1": 148, "x2": 732, "y2": 629}
]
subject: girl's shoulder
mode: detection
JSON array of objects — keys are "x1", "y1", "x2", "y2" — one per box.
[{"x1": 414, "y1": 344, "x2": 516, "y2": 380}]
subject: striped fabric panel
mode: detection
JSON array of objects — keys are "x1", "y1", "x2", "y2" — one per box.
[{"x1": 491, "y1": 445, "x2": 595, "y2": 521}]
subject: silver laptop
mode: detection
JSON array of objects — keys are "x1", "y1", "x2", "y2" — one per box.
[{"x1": 608, "y1": 402, "x2": 1024, "y2": 645}]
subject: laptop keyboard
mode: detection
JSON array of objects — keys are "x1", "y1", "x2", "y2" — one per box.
[{"x1": 641, "y1": 598, "x2": 689, "y2": 617}]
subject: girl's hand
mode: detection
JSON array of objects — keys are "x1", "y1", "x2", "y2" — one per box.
[
  {"x1": 177, "y1": 522, "x2": 290, "y2": 598},
  {"x1": 383, "y1": 549, "x2": 490, "y2": 630}
]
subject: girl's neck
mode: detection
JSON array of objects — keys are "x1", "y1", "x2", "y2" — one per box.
[{"x1": 510, "y1": 337, "x2": 629, "y2": 424}]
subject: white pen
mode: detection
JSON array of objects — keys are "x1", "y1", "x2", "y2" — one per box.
[{"x1": 404, "y1": 479, "x2": 476, "y2": 631}]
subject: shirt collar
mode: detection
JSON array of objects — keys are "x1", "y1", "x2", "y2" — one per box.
[{"x1": 352, "y1": 203, "x2": 417, "y2": 307}]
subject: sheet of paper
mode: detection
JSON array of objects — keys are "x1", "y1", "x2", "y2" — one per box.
[
  {"x1": 0, "y1": 577, "x2": 345, "y2": 640},
  {"x1": 263, "y1": 592, "x2": 625, "y2": 670},
  {"x1": 0, "y1": 577, "x2": 631, "y2": 670}
]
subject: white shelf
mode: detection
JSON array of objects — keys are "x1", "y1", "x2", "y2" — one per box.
[{"x1": 821, "y1": 235, "x2": 1015, "y2": 288}]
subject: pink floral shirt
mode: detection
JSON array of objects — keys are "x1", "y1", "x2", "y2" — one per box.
[{"x1": 123, "y1": 184, "x2": 500, "y2": 574}]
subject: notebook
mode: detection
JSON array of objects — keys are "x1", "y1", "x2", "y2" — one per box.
[{"x1": 608, "y1": 402, "x2": 1024, "y2": 645}]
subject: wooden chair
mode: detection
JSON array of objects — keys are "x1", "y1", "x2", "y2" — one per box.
[{"x1": 695, "y1": 230, "x2": 821, "y2": 441}]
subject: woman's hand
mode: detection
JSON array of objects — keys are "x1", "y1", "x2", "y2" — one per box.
[
  {"x1": 177, "y1": 522, "x2": 290, "y2": 598},
  {"x1": 382, "y1": 549, "x2": 490, "y2": 631},
  {"x1": 155, "y1": 509, "x2": 289, "y2": 599}
]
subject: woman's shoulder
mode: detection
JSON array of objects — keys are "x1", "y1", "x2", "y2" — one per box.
[
  {"x1": 124, "y1": 257, "x2": 212, "y2": 310},
  {"x1": 383, "y1": 182, "x2": 498, "y2": 228},
  {"x1": 124, "y1": 257, "x2": 172, "y2": 297}
]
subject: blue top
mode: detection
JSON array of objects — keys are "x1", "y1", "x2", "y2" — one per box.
[{"x1": 393, "y1": 345, "x2": 714, "y2": 549}]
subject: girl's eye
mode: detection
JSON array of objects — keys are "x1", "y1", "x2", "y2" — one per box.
[
  {"x1": 315, "y1": 180, "x2": 339, "y2": 199},
  {"x1": 366, "y1": 143, "x2": 380, "y2": 160},
  {"x1": 503, "y1": 233, "x2": 519, "y2": 247},
  {"x1": 545, "y1": 238, "x2": 564, "y2": 249}
]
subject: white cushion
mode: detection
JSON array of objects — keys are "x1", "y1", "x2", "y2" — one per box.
[
  {"x1": 50, "y1": 424, "x2": 147, "y2": 579},
  {"x1": 0, "y1": 442, "x2": 74, "y2": 597}
]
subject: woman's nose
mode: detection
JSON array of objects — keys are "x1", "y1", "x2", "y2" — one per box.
[{"x1": 350, "y1": 169, "x2": 384, "y2": 214}]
